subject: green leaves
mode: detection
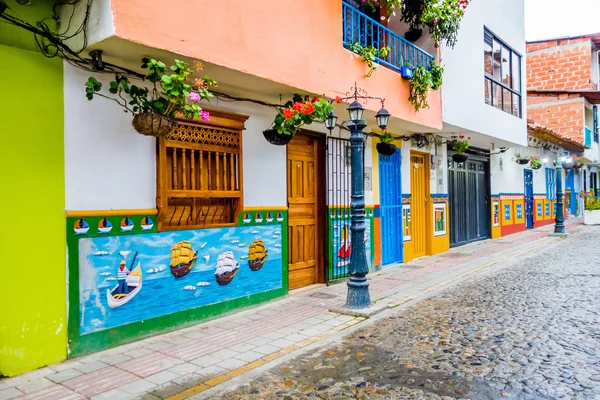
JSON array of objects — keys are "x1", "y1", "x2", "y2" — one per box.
[
  {"x1": 409, "y1": 66, "x2": 434, "y2": 112},
  {"x1": 349, "y1": 43, "x2": 391, "y2": 78},
  {"x1": 85, "y1": 77, "x2": 102, "y2": 100}
]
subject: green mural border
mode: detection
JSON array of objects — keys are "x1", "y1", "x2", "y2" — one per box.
[
  {"x1": 66, "y1": 210, "x2": 288, "y2": 357},
  {"x1": 326, "y1": 206, "x2": 375, "y2": 283}
]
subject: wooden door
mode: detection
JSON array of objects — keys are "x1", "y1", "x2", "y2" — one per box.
[
  {"x1": 410, "y1": 152, "x2": 429, "y2": 258},
  {"x1": 287, "y1": 134, "x2": 324, "y2": 290}
]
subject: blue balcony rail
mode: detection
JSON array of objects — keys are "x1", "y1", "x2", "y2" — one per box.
[
  {"x1": 585, "y1": 127, "x2": 592, "y2": 147},
  {"x1": 342, "y1": 2, "x2": 435, "y2": 73}
]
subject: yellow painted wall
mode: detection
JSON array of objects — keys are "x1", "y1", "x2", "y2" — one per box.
[
  {"x1": 501, "y1": 200, "x2": 514, "y2": 225},
  {"x1": 0, "y1": 3, "x2": 66, "y2": 375},
  {"x1": 514, "y1": 200, "x2": 525, "y2": 225},
  {"x1": 491, "y1": 199, "x2": 501, "y2": 239},
  {"x1": 430, "y1": 200, "x2": 450, "y2": 255}
]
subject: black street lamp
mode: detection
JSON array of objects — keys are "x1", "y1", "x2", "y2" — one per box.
[
  {"x1": 325, "y1": 83, "x2": 389, "y2": 310},
  {"x1": 553, "y1": 156, "x2": 566, "y2": 235}
]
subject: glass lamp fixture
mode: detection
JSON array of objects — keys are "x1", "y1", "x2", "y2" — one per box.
[
  {"x1": 325, "y1": 110, "x2": 338, "y2": 132},
  {"x1": 375, "y1": 107, "x2": 391, "y2": 130},
  {"x1": 347, "y1": 100, "x2": 364, "y2": 122}
]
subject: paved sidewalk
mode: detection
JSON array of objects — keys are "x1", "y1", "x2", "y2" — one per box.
[{"x1": 0, "y1": 219, "x2": 585, "y2": 400}]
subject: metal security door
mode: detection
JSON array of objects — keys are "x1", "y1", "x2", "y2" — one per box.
[
  {"x1": 524, "y1": 170, "x2": 534, "y2": 228},
  {"x1": 379, "y1": 150, "x2": 403, "y2": 265},
  {"x1": 448, "y1": 155, "x2": 490, "y2": 246}
]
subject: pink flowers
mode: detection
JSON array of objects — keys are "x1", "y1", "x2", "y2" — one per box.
[
  {"x1": 200, "y1": 110, "x2": 210, "y2": 121},
  {"x1": 189, "y1": 92, "x2": 201, "y2": 103}
]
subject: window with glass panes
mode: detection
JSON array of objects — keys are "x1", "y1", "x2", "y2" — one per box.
[{"x1": 484, "y1": 28, "x2": 522, "y2": 118}]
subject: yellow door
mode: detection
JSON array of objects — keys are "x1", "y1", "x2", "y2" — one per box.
[
  {"x1": 410, "y1": 152, "x2": 429, "y2": 258},
  {"x1": 287, "y1": 134, "x2": 324, "y2": 290}
]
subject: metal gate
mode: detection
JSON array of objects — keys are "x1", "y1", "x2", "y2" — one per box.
[
  {"x1": 448, "y1": 154, "x2": 490, "y2": 246},
  {"x1": 379, "y1": 150, "x2": 403, "y2": 265},
  {"x1": 326, "y1": 136, "x2": 370, "y2": 282}
]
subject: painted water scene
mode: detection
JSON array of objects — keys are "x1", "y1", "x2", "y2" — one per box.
[
  {"x1": 79, "y1": 225, "x2": 283, "y2": 335},
  {"x1": 331, "y1": 221, "x2": 372, "y2": 275}
]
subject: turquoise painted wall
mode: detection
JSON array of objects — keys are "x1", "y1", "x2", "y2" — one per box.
[{"x1": 0, "y1": 1, "x2": 66, "y2": 376}]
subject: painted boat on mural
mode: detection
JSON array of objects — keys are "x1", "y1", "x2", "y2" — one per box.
[
  {"x1": 141, "y1": 216, "x2": 154, "y2": 230},
  {"x1": 276, "y1": 212, "x2": 284, "y2": 222},
  {"x1": 120, "y1": 217, "x2": 134, "y2": 232},
  {"x1": 106, "y1": 263, "x2": 142, "y2": 308},
  {"x1": 337, "y1": 225, "x2": 351, "y2": 267},
  {"x1": 170, "y1": 240, "x2": 198, "y2": 278},
  {"x1": 74, "y1": 218, "x2": 90, "y2": 235},
  {"x1": 98, "y1": 218, "x2": 113, "y2": 234},
  {"x1": 248, "y1": 239, "x2": 268, "y2": 271},
  {"x1": 266, "y1": 212, "x2": 274, "y2": 222},
  {"x1": 215, "y1": 251, "x2": 239, "y2": 285},
  {"x1": 242, "y1": 212, "x2": 252, "y2": 224}
]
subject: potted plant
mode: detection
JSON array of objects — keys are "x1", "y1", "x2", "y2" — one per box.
[
  {"x1": 85, "y1": 58, "x2": 216, "y2": 137},
  {"x1": 514, "y1": 153, "x2": 530, "y2": 165},
  {"x1": 264, "y1": 94, "x2": 333, "y2": 146},
  {"x1": 362, "y1": 0, "x2": 403, "y2": 20},
  {"x1": 409, "y1": 65, "x2": 434, "y2": 111},
  {"x1": 400, "y1": 61, "x2": 414, "y2": 80},
  {"x1": 404, "y1": 27, "x2": 423, "y2": 43},
  {"x1": 376, "y1": 132, "x2": 397, "y2": 155},
  {"x1": 349, "y1": 42, "x2": 391, "y2": 78},
  {"x1": 581, "y1": 190, "x2": 600, "y2": 225},
  {"x1": 529, "y1": 156, "x2": 542, "y2": 170},
  {"x1": 562, "y1": 158, "x2": 574, "y2": 169},
  {"x1": 430, "y1": 62, "x2": 444, "y2": 90},
  {"x1": 451, "y1": 135, "x2": 470, "y2": 162}
]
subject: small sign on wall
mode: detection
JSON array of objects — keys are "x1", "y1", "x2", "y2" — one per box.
[{"x1": 364, "y1": 167, "x2": 372, "y2": 191}]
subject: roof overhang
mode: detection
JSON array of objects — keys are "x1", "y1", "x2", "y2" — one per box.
[{"x1": 527, "y1": 121, "x2": 586, "y2": 153}]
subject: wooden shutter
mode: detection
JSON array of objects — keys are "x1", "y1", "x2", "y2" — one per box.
[{"x1": 157, "y1": 110, "x2": 247, "y2": 231}]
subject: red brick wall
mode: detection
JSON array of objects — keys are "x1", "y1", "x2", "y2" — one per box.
[
  {"x1": 527, "y1": 94, "x2": 585, "y2": 142},
  {"x1": 527, "y1": 38, "x2": 596, "y2": 91}
]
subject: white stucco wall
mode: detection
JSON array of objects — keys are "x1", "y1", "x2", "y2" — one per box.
[
  {"x1": 399, "y1": 139, "x2": 446, "y2": 196},
  {"x1": 441, "y1": 0, "x2": 527, "y2": 146},
  {"x1": 64, "y1": 62, "x2": 376, "y2": 211}
]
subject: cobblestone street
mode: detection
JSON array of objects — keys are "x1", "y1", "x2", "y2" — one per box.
[{"x1": 217, "y1": 226, "x2": 600, "y2": 400}]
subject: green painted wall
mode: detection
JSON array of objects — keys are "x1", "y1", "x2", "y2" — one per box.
[{"x1": 0, "y1": 1, "x2": 66, "y2": 377}]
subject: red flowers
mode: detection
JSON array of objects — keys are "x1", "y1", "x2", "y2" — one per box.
[
  {"x1": 335, "y1": 96, "x2": 343, "y2": 104},
  {"x1": 459, "y1": 135, "x2": 464, "y2": 139},
  {"x1": 292, "y1": 102, "x2": 303, "y2": 111},
  {"x1": 283, "y1": 108, "x2": 295, "y2": 120},
  {"x1": 301, "y1": 102, "x2": 315, "y2": 115},
  {"x1": 468, "y1": 136, "x2": 471, "y2": 140}
]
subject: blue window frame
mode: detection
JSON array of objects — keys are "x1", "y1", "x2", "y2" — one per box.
[
  {"x1": 594, "y1": 105, "x2": 599, "y2": 143},
  {"x1": 545, "y1": 168, "x2": 556, "y2": 200}
]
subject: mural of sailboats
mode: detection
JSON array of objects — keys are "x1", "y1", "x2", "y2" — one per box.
[
  {"x1": 170, "y1": 240, "x2": 198, "y2": 278},
  {"x1": 107, "y1": 252, "x2": 142, "y2": 308},
  {"x1": 74, "y1": 218, "x2": 90, "y2": 235},
  {"x1": 215, "y1": 251, "x2": 239, "y2": 285},
  {"x1": 337, "y1": 225, "x2": 351, "y2": 267},
  {"x1": 248, "y1": 239, "x2": 268, "y2": 271},
  {"x1": 98, "y1": 218, "x2": 113, "y2": 234}
]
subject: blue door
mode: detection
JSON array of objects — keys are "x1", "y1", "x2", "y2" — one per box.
[
  {"x1": 524, "y1": 169, "x2": 534, "y2": 228},
  {"x1": 566, "y1": 169, "x2": 577, "y2": 215},
  {"x1": 379, "y1": 150, "x2": 403, "y2": 265}
]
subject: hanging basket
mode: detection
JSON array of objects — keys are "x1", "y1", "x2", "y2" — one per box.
[
  {"x1": 531, "y1": 163, "x2": 542, "y2": 170},
  {"x1": 405, "y1": 28, "x2": 423, "y2": 43},
  {"x1": 400, "y1": 66, "x2": 414, "y2": 80},
  {"x1": 132, "y1": 112, "x2": 176, "y2": 137},
  {"x1": 562, "y1": 162, "x2": 574, "y2": 170},
  {"x1": 516, "y1": 158, "x2": 530, "y2": 165},
  {"x1": 452, "y1": 153, "x2": 468, "y2": 163},
  {"x1": 263, "y1": 129, "x2": 293, "y2": 146},
  {"x1": 376, "y1": 142, "x2": 397, "y2": 156}
]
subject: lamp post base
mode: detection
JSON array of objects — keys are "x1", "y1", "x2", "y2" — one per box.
[
  {"x1": 344, "y1": 275, "x2": 371, "y2": 310},
  {"x1": 548, "y1": 232, "x2": 569, "y2": 238}
]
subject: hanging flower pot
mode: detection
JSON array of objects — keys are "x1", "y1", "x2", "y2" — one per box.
[
  {"x1": 405, "y1": 28, "x2": 423, "y2": 43},
  {"x1": 376, "y1": 142, "x2": 397, "y2": 156},
  {"x1": 452, "y1": 153, "x2": 468, "y2": 163},
  {"x1": 531, "y1": 163, "x2": 542, "y2": 170},
  {"x1": 562, "y1": 161, "x2": 574, "y2": 170},
  {"x1": 263, "y1": 129, "x2": 293, "y2": 146},
  {"x1": 132, "y1": 112, "x2": 176, "y2": 137},
  {"x1": 516, "y1": 158, "x2": 529, "y2": 165},
  {"x1": 400, "y1": 66, "x2": 414, "y2": 80}
]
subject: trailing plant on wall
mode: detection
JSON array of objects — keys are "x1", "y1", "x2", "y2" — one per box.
[
  {"x1": 270, "y1": 94, "x2": 334, "y2": 136},
  {"x1": 409, "y1": 65, "x2": 434, "y2": 111},
  {"x1": 85, "y1": 58, "x2": 217, "y2": 136},
  {"x1": 430, "y1": 62, "x2": 444, "y2": 90},
  {"x1": 362, "y1": 0, "x2": 403, "y2": 20},
  {"x1": 350, "y1": 42, "x2": 391, "y2": 77}
]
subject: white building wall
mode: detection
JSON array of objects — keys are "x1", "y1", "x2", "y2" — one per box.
[
  {"x1": 441, "y1": 0, "x2": 527, "y2": 147},
  {"x1": 64, "y1": 62, "x2": 374, "y2": 211}
]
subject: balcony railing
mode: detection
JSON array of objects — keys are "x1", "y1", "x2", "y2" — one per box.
[
  {"x1": 342, "y1": 2, "x2": 435, "y2": 74},
  {"x1": 585, "y1": 127, "x2": 592, "y2": 147}
]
